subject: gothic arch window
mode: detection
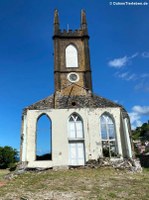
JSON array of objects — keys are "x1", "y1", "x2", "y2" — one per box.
[
  {"x1": 65, "y1": 44, "x2": 78, "y2": 68},
  {"x1": 68, "y1": 113, "x2": 84, "y2": 139},
  {"x1": 100, "y1": 114, "x2": 117, "y2": 158},
  {"x1": 68, "y1": 113, "x2": 85, "y2": 165},
  {"x1": 36, "y1": 114, "x2": 52, "y2": 161}
]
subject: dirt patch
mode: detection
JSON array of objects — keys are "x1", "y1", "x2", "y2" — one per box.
[{"x1": 0, "y1": 182, "x2": 6, "y2": 187}]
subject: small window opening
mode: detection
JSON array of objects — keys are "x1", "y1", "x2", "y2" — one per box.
[{"x1": 72, "y1": 102, "x2": 76, "y2": 106}]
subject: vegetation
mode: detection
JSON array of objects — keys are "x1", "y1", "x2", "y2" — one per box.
[
  {"x1": 0, "y1": 146, "x2": 18, "y2": 170},
  {"x1": 36, "y1": 153, "x2": 52, "y2": 161},
  {"x1": 0, "y1": 168, "x2": 149, "y2": 199},
  {"x1": 132, "y1": 121, "x2": 149, "y2": 140}
]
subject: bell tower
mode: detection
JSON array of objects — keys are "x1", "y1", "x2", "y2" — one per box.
[{"x1": 53, "y1": 10, "x2": 92, "y2": 96}]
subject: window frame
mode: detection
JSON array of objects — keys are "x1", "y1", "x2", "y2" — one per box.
[
  {"x1": 65, "y1": 44, "x2": 79, "y2": 68},
  {"x1": 68, "y1": 113, "x2": 84, "y2": 141},
  {"x1": 100, "y1": 114, "x2": 118, "y2": 158}
]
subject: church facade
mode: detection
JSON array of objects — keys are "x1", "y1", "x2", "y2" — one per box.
[{"x1": 20, "y1": 10, "x2": 133, "y2": 168}]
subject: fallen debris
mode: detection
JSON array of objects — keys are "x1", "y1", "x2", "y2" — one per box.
[{"x1": 86, "y1": 158, "x2": 142, "y2": 173}]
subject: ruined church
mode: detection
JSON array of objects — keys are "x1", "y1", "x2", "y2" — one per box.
[{"x1": 20, "y1": 10, "x2": 133, "y2": 168}]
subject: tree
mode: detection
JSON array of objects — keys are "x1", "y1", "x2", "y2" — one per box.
[
  {"x1": 0, "y1": 146, "x2": 18, "y2": 169},
  {"x1": 132, "y1": 121, "x2": 149, "y2": 140},
  {"x1": 140, "y1": 123, "x2": 149, "y2": 138}
]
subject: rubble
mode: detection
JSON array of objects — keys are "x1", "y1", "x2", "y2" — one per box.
[
  {"x1": 4, "y1": 158, "x2": 142, "y2": 182},
  {"x1": 86, "y1": 158, "x2": 142, "y2": 173}
]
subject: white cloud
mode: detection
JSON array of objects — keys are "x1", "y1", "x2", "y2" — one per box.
[
  {"x1": 132, "y1": 105, "x2": 149, "y2": 115},
  {"x1": 117, "y1": 72, "x2": 128, "y2": 78},
  {"x1": 131, "y1": 53, "x2": 138, "y2": 58},
  {"x1": 129, "y1": 112, "x2": 142, "y2": 129},
  {"x1": 108, "y1": 56, "x2": 128, "y2": 68},
  {"x1": 116, "y1": 72, "x2": 137, "y2": 81},
  {"x1": 108, "y1": 53, "x2": 138, "y2": 68},
  {"x1": 129, "y1": 105, "x2": 149, "y2": 129},
  {"x1": 142, "y1": 52, "x2": 149, "y2": 58}
]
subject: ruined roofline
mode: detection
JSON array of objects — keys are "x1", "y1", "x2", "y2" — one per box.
[
  {"x1": 53, "y1": 29, "x2": 89, "y2": 38},
  {"x1": 53, "y1": 9, "x2": 88, "y2": 37},
  {"x1": 22, "y1": 92, "x2": 127, "y2": 114}
]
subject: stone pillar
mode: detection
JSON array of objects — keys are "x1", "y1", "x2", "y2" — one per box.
[
  {"x1": 21, "y1": 114, "x2": 27, "y2": 161},
  {"x1": 124, "y1": 118, "x2": 132, "y2": 158}
]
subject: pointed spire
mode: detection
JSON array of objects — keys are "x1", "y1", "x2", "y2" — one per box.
[
  {"x1": 81, "y1": 9, "x2": 87, "y2": 25},
  {"x1": 54, "y1": 9, "x2": 60, "y2": 34},
  {"x1": 54, "y1": 9, "x2": 59, "y2": 25},
  {"x1": 81, "y1": 9, "x2": 88, "y2": 32}
]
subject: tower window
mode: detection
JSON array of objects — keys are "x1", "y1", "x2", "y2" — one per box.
[
  {"x1": 65, "y1": 45, "x2": 78, "y2": 68},
  {"x1": 100, "y1": 114, "x2": 117, "y2": 158},
  {"x1": 67, "y1": 72, "x2": 79, "y2": 83}
]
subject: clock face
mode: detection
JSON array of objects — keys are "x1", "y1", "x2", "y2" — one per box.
[{"x1": 67, "y1": 73, "x2": 79, "y2": 83}]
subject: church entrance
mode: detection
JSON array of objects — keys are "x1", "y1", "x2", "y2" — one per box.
[{"x1": 69, "y1": 142, "x2": 85, "y2": 166}]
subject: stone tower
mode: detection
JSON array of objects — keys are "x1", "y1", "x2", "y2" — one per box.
[
  {"x1": 53, "y1": 10, "x2": 92, "y2": 97},
  {"x1": 20, "y1": 10, "x2": 133, "y2": 168}
]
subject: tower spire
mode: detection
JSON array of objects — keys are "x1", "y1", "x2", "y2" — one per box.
[
  {"x1": 54, "y1": 9, "x2": 60, "y2": 34},
  {"x1": 81, "y1": 9, "x2": 88, "y2": 33}
]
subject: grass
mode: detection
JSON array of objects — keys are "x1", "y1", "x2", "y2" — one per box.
[
  {"x1": 0, "y1": 169, "x2": 9, "y2": 181},
  {"x1": 0, "y1": 167, "x2": 149, "y2": 199}
]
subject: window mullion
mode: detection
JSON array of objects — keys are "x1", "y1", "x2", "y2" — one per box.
[{"x1": 106, "y1": 121, "x2": 110, "y2": 158}]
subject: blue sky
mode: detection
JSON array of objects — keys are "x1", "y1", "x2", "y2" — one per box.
[{"x1": 0, "y1": 0, "x2": 149, "y2": 150}]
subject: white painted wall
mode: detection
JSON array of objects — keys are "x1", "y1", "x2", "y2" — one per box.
[{"x1": 21, "y1": 107, "x2": 131, "y2": 168}]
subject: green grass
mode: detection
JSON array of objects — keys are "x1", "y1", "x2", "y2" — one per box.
[
  {"x1": 0, "y1": 169, "x2": 9, "y2": 181},
  {"x1": 0, "y1": 167, "x2": 149, "y2": 199}
]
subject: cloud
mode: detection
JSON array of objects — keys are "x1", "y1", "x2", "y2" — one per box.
[
  {"x1": 131, "y1": 53, "x2": 138, "y2": 58},
  {"x1": 115, "y1": 70, "x2": 148, "y2": 87},
  {"x1": 108, "y1": 56, "x2": 128, "y2": 68},
  {"x1": 129, "y1": 105, "x2": 149, "y2": 129},
  {"x1": 142, "y1": 52, "x2": 149, "y2": 58},
  {"x1": 129, "y1": 112, "x2": 142, "y2": 129},
  {"x1": 132, "y1": 105, "x2": 149, "y2": 115},
  {"x1": 117, "y1": 72, "x2": 128, "y2": 78},
  {"x1": 126, "y1": 73, "x2": 137, "y2": 81},
  {"x1": 140, "y1": 73, "x2": 149, "y2": 78},
  {"x1": 135, "y1": 81, "x2": 149, "y2": 92},
  {"x1": 116, "y1": 72, "x2": 137, "y2": 81},
  {"x1": 108, "y1": 53, "x2": 138, "y2": 68}
]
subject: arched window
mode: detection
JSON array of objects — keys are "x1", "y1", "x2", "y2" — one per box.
[
  {"x1": 100, "y1": 114, "x2": 117, "y2": 157},
  {"x1": 65, "y1": 44, "x2": 78, "y2": 68},
  {"x1": 36, "y1": 114, "x2": 52, "y2": 161},
  {"x1": 69, "y1": 114, "x2": 83, "y2": 139},
  {"x1": 68, "y1": 113, "x2": 85, "y2": 165}
]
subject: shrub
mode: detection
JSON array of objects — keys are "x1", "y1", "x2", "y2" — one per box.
[{"x1": 0, "y1": 146, "x2": 18, "y2": 169}]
